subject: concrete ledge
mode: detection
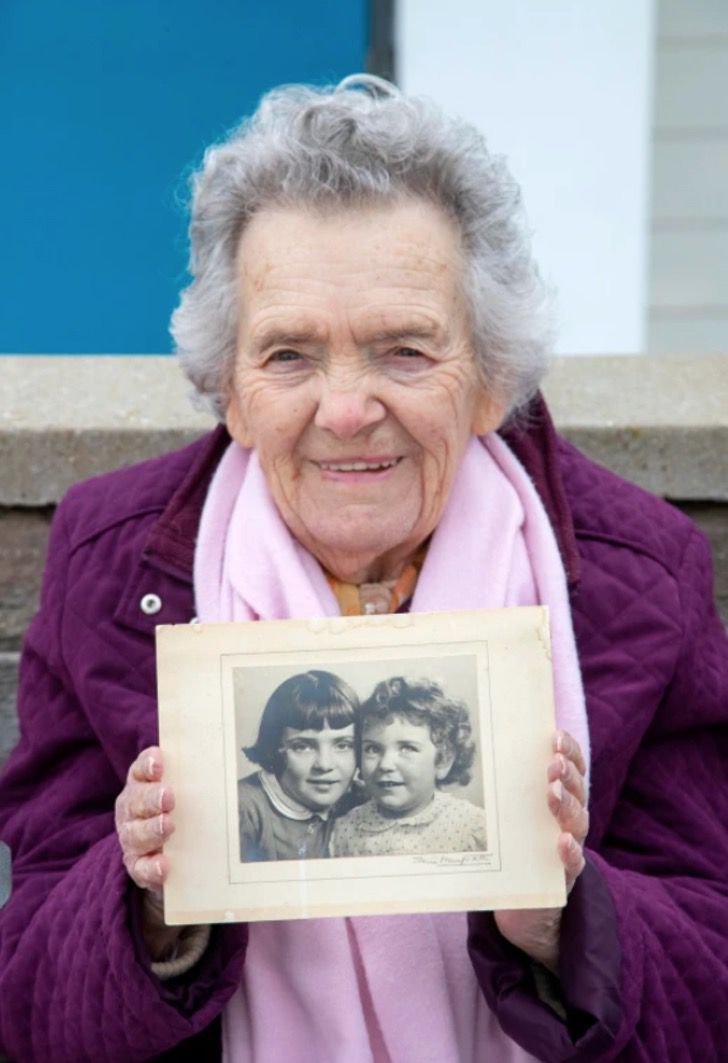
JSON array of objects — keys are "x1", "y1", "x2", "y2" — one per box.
[
  {"x1": 1, "y1": 354, "x2": 727, "y2": 504},
  {"x1": 1, "y1": 356, "x2": 212, "y2": 506},
  {"x1": 544, "y1": 355, "x2": 728, "y2": 502}
]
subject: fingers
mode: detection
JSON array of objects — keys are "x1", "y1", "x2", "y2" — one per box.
[
  {"x1": 118, "y1": 811, "x2": 175, "y2": 854},
  {"x1": 120, "y1": 747, "x2": 172, "y2": 819},
  {"x1": 557, "y1": 831, "x2": 586, "y2": 892},
  {"x1": 126, "y1": 745, "x2": 164, "y2": 785},
  {"x1": 547, "y1": 777, "x2": 589, "y2": 844},
  {"x1": 548, "y1": 731, "x2": 588, "y2": 894},
  {"x1": 125, "y1": 780, "x2": 175, "y2": 820},
  {"x1": 549, "y1": 730, "x2": 588, "y2": 827},
  {"x1": 116, "y1": 746, "x2": 176, "y2": 893},
  {"x1": 117, "y1": 812, "x2": 174, "y2": 891},
  {"x1": 547, "y1": 751, "x2": 586, "y2": 808},
  {"x1": 553, "y1": 731, "x2": 587, "y2": 781},
  {"x1": 128, "y1": 852, "x2": 171, "y2": 893}
]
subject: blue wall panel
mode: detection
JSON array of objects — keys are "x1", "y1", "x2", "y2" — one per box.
[{"x1": 1, "y1": 1, "x2": 367, "y2": 353}]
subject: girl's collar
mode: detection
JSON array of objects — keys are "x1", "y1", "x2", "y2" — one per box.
[{"x1": 259, "y1": 769, "x2": 331, "y2": 821}]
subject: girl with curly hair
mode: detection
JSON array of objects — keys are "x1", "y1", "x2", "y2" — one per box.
[{"x1": 331, "y1": 676, "x2": 487, "y2": 857}]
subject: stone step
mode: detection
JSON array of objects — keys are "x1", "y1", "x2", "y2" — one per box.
[{"x1": 0, "y1": 507, "x2": 53, "y2": 651}]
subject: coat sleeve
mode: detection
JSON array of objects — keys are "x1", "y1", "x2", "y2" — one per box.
[
  {"x1": 468, "y1": 526, "x2": 728, "y2": 1061},
  {"x1": 0, "y1": 501, "x2": 247, "y2": 1063}
]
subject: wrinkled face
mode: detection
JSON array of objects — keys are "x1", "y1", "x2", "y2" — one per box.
[
  {"x1": 225, "y1": 199, "x2": 505, "y2": 583},
  {"x1": 278, "y1": 724, "x2": 356, "y2": 812},
  {"x1": 360, "y1": 715, "x2": 454, "y2": 818}
]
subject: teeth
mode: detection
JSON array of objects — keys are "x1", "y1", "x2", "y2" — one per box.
[{"x1": 319, "y1": 459, "x2": 397, "y2": 472}]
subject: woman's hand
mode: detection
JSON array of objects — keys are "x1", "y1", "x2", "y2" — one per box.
[
  {"x1": 115, "y1": 746, "x2": 180, "y2": 959},
  {"x1": 494, "y1": 730, "x2": 588, "y2": 973}
]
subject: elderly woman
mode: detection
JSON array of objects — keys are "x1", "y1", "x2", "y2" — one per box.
[{"x1": 0, "y1": 75, "x2": 726, "y2": 1062}]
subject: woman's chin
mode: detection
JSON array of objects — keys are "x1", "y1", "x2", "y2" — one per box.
[{"x1": 300, "y1": 524, "x2": 422, "y2": 582}]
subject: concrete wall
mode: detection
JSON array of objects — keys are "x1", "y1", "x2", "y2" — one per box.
[{"x1": 1, "y1": 354, "x2": 727, "y2": 766}]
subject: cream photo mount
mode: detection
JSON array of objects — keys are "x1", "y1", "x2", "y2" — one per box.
[{"x1": 156, "y1": 607, "x2": 565, "y2": 925}]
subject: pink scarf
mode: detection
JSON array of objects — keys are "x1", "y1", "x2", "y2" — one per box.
[{"x1": 194, "y1": 434, "x2": 589, "y2": 1063}]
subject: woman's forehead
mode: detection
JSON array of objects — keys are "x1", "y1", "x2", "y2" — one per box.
[{"x1": 236, "y1": 200, "x2": 467, "y2": 327}]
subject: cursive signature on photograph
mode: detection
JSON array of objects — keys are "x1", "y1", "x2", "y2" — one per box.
[{"x1": 413, "y1": 852, "x2": 491, "y2": 867}]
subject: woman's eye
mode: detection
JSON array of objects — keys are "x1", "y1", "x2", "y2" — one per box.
[
  {"x1": 268, "y1": 349, "x2": 302, "y2": 365},
  {"x1": 386, "y1": 346, "x2": 431, "y2": 372},
  {"x1": 288, "y1": 741, "x2": 312, "y2": 754}
]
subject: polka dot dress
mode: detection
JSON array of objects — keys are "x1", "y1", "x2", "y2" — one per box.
[{"x1": 331, "y1": 791, "x2": 487, "y2": 856}]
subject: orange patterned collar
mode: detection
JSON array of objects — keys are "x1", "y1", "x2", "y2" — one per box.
[{"x1": 325, "y1": 545, "x2": 428, "y2": 616}]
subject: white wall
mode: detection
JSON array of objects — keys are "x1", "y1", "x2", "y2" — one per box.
[
  {"x1": 648, "y1": 0, "x2": 728, "y2": 355},
  {"x1": 398, "y1": 0, "x2": 656, "y2": 355}
]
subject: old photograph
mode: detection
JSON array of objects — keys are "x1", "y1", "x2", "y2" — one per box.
[
  {"x1": 233, "y1": 657, "x2": 488, "y2": 865},
  {"x1": 157, "y1": 608, "x2": 566, "y2": 924}
]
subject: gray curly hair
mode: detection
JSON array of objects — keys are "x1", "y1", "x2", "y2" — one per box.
[{"x1": 171, "y1": 74, "x2": 554, "y2": 419}]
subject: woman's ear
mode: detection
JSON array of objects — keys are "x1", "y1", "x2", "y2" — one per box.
[
  {"x1": 225, "y1": 392, "x2": 255, "y2": 448},
  {"x1": 471, "y1": 387, "x2": 506, "y2": 437},
  {"x1": 435, "y1": 747, "x2": 456, "y2": 783}
]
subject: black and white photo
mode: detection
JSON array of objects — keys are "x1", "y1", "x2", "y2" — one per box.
[{"x1": 232, "y1": 661, "x2": 488, "y2": 864}]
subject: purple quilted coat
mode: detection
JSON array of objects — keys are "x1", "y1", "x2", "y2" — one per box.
[{"x1": 1, "y1": 400, "x2": 727, "y2": 1062}]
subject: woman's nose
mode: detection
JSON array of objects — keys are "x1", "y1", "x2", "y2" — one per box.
[{"x1": 314, "y1": 375, "x2": 386, "y2": 438}]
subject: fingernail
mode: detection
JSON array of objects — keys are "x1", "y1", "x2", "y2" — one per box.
[
  {"x1": 557, "y1": 753, "x2": 567, "y2": 777},
  {"x1": 145, "y1": 755, "x2": 156, "y2": 778},
  {"x1": 555, "y1": 733, "x2": 565, "y2": 753},
  {"x1": 550, "y1": 780, "x2": 563, "y2": 802},
  {"x1": 158, "y1": 786, "x2": 166, "y2": 813},
  {"x1": 155, "y1": 860, "x2": 163, "y2": 881}
]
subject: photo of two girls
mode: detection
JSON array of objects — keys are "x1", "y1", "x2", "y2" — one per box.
[{"x1": 235, "y1": 660, "x2": 489, "y2": 864}]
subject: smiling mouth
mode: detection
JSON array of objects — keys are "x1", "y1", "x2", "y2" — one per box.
[{"x1": 316, "y1": 458, "x2": 401, "y2": 472}]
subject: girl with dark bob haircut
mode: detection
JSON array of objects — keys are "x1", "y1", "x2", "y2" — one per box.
[
  {"x1": 244, "y1": 670, "x2": 359, "y2": 773},
  {"x1": 238, "y1": 670, "x2": 359, "y2": 862}
]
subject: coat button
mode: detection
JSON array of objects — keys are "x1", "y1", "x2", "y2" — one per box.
[{"x1": 140, "y1": 593, "x2": 162, "y2": 616}]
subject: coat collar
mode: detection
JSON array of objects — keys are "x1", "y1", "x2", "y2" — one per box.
[{"x1": 143, "y1": 394, "x2": 581, "y2": 590}]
